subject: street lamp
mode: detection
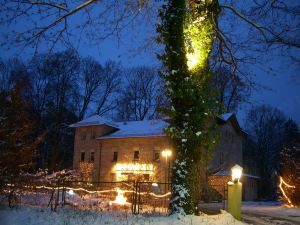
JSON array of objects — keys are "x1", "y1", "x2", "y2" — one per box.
[
  {"x1": 162, "y1": 149, "x2": 172, "y2": 190},
  {"x1": 162, "y1": 149, "x2": 172, "y2": 158},
  {"x1": 231, "y1": 164, "x2": 243, "y2": 183},
  {"x1": 227, "y1": 164, "x2": 243, "y2": 220}
]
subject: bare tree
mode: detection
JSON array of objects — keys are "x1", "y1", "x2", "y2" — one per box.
[
  {"x1": 0, "y1": 1, "x2": 157, "y2": 55},
  {"x1": 0, "y1": 58, "x2": 29, "y2": 92},
  {"x1": 77, "y1": 56, "x2": 103, "y2": 120},
  {"x1": 210, "y1": 66, "x2": 252, "y2": 113},
  {"x1": 116, "y1": 66, "x2": 162, "y2": 121},
  {"x1": 94, "y1": 60, "x2": 121, "y2": 116},
  {"x1": 27, "y1": 54, "x2": 51, "y2": 121},
  {"x1": 40, "y1": 49, "x2": 79, "y2": 171},
  {"x1": 245, "y1": 104, "x2": 287, "y2": 199}
]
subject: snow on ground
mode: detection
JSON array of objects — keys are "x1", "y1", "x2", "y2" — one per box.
[
  {"x1": 0, "y1": 205, "x2": 247, "y2": 225},
  {"x1": 242, "y1": 202, "x2": 300, "y2": 224},
  {"x1": 242, "y1": 201, "x2": 300, "y2": 218}
]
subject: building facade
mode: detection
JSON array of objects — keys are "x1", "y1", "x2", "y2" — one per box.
[{"x1": 70, "y1": 113, "x2": 259, "y2": 200}]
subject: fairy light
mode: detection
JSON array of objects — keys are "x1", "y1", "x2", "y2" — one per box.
[
  {"x1": 279, "y1": 176, "x2": 296, "y2": 207},
  {"x1": 109, "y1": 188, "x2": 129, "y2": 206},
  {"x1": 6, "y1": 183, "x2": 171, "y2": 199},
  {"x1": 114, "y1": 163, "x2": 154, "y2": 174}
]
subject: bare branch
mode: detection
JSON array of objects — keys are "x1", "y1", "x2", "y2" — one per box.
[
  {"x1": 220, "y1": 4, "x2": 300, "y2": 48},
  {"x1": 20, "y1": 1, "x2": 69, "y2": 12}
]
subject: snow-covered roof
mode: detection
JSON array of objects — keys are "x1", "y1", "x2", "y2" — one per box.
[
  {"x1": 217, "y1": 112, "x2": 234, "y2": 121},
  {"x1": 213, "y1": 170, "x2": 260, "y2": 179},
  {"x1": 217, "y1": 113, "x2": 247, "y2": 136},
  {"x1": 97, "y1": 120, "x2": 168, "y2": 140},
  {"x1": 70, "y1": 112, "x2": 245, "y2": 139},
  {"x1": 69, "y1": 115, "x2": 118, "y2": 128}
]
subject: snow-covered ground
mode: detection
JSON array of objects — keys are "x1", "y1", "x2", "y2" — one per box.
[
  {"x1": 242, "y1": 202, "x2": 300, "y2": 224},
  {"x1": 0, "y1": 205, "x2": 247, "y2": 225}
]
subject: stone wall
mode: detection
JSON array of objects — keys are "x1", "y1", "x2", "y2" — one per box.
[
  {"x1": 73, "y1": 120, "x2": 244, "y2": 183},
  {"x1": 73, "y1": 124, "x2": 117, "y2": 179},
  {"x1": 99, "y1": 136, "x2": 172, "y2": 182}
]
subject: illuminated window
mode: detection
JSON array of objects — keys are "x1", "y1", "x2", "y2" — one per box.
[
  {"x1": 113, "y1": 152, "x2": 118, "y2": 162},
  {"x1": 90, "y1": 152, "x2": 95, "y2": 162},
  {"x1": 134, "y1": 151, "x2": 139, "y2": 161},
  {"x1": 80, "y1": 152, "x2": 85, "y2": 162}
]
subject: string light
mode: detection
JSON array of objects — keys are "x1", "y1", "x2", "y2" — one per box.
[
  {"x1": 109, "y1": 188, "x2": 129, "y2": 206},
  {"x1": 279, "y1": 176, "x2": 296, "y2": 207},
  {"x1": 6, "y1": 183, "x2": 171, "y2": 198}
]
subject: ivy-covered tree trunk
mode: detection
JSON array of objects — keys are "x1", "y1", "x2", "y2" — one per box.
[{"x1": 157, "y1": 0, "x2": 220, "y2": 214}]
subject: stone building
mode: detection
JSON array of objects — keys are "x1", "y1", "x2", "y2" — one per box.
[{"x1": 70, "y1": 113, "x2": 259, "y2": 200}]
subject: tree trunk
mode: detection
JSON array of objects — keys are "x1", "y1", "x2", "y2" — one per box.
[{"x1": 157, "y1": 0, "x2": 220, "y2": 214}]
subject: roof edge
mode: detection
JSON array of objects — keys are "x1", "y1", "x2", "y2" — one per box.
[{"x1": 97, "y1": 134, "x2": 166, "y2": 140}]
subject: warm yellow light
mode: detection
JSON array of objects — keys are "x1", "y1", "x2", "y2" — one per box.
[
  {"x1": 162, "y1": 149, "x2": 172, "y2": 158},
  {"x1": 114, "y1": 163, "x2": 154, "y2": 174},
  {"x1": 109, "y1": 188, "x2": 129, "y2": 206},
  {"x1": 184, "y1": 2, "x2": 214, "y2": 72},
  {"x1": 231, "y1": 164, "x2": 243, "y2": 182},
  {"x1": 279, "y1": 176, "x2": 296, "y2": 207}
]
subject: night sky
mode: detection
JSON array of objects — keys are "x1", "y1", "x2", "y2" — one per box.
[{"x1": 1, "y1": 1, "x2": 299, "y2": 126}]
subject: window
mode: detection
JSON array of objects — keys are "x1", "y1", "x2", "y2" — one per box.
[
  {"x1": 90, "y1": 152, "x2": 95, "y2": 162},
  {"x1": 80, "y1": 152, "x2": 85, "y2": 162},
  {"x1": 81, "y1": 132, "x2": 86, "y2": 140},
  {"x1": 91, "y1": 130, "x2": 96, "y2": 139},
  {"x1": 113, "y1": 152, "x2": 118, "y2": 162},
  {"x1": 153, "y1": 151, "x2": 160, "y2": 162},
  {"x1": 134, "y1": 151, "x2": 139, "y2": 161}
]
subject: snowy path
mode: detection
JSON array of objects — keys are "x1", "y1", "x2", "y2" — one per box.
[
  {"x1": 199, "y1": 202, "x2": 300, "y2": 225},
  {"x1": 242, "y1": 202, "x2": 300, "y2": 225},
  {"x1": 242, "y1": 213, "x2": 299, "y2": 225}
]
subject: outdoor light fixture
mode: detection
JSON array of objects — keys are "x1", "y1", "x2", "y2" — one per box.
[
  {"x1": 162, "y1": 149, "x2": 172, "y2": 158},
  {"x1": 231, "y1": 164, "x2": 243, "y2": 183},
  {"x1": 67, "y1": 189, "x2": 75, "y2": 195},
  {"x1": 109, "y1": 188, "x2": 129, "y2": 206}
]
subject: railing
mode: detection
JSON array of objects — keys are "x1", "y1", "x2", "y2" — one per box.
[{"x1": 1, "y1": 178, "x2": 226, "y2": 215}]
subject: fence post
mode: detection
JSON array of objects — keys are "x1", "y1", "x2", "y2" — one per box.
[
  {"x1": 134, "y1": 181, "x2": 138, "y2": 214},
  {"x1": 61, "y1": 180, "x2": 65, "y2": 207},
  {"x1": 137, "y1": 182, "x2": 141, "y2": 214},
  {"x1": 54, "y1": 180, "x2": 60, "y2": 211}
]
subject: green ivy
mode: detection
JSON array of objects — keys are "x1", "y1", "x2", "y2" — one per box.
[{"x1": 157, "y1": 0, "x2": 220, "y2": 214}]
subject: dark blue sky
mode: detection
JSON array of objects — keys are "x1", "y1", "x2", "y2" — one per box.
[{"x1": 1, "y1": 1, "x2": 299, "y2": 126}]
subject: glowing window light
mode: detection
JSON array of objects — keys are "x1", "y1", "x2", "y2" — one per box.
[
  {"x1": 231, "y1": 164, "x2": 243, "y2": 183},
  {"x1": 152, "y1": 183, "x2": 158, "y2": 187},
  {"x1": 114, "y1": 163, "x2": 154, "y2": 174}
]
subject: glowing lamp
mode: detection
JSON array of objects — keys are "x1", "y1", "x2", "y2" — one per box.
[
  {"x1": 67, "y1": 189, "x2": 75, "y2": 195},
  {"x1": 231, "y1": 164, "x2": 243, "y2": 183},
  {"x1": 162, "y1": 149, "x2": 172, "y2": 158}
]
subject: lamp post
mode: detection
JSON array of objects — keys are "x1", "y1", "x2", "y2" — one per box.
[
  {"x1": 227, "y1": 164, "x2": 243, "y2": 220},
  {"x1": 162, "y1": 149, "x2": 172, "y2": 191}
]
